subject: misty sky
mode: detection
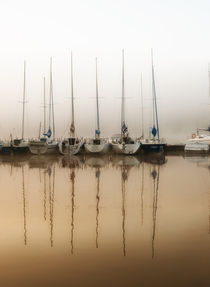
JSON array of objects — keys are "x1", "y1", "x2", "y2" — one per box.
[{"x1": 0, "y1": 0, "x2": 210, "y2": 143}]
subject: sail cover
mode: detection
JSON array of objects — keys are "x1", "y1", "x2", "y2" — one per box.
[
  {"x1": 70, "y1": 122, "x2": 75, "y2": 133},
  {"x1": 95, "y1": 129, "x2": 100, "y2": 135},
  {"x1": 122, "y1": 122, "x2": 128, "y2": 134},
  {"x1": 44, "y1": 127, "x2": 52, "y2": 138},
  {"x1": 152, "y1": 126, "x2": 157, "y2": 137}
]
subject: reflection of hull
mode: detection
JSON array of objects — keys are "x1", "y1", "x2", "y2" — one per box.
[
  {"x1": 142, "y1": 153, "x2": 166, "y2": 165},
  {"x1": 60, "y1": 155, "x2": 83, "y2": 168},
  {"x1": 86, "y1": 157, "x2": 106, "y2": 168},
  {"x1": 140, "y1": 143, "x2": 166, "y2": 153},
  {"x1": 112, "y1": 143, "x2": 140, "y2": 155},
  {"x1": 58, "y1": 142, "x2": 81, "y2": 155},
  {"x1": 85, "y1": 142, "x2": 109, "y2": 154},
  {"x1": 117, "y1": 156, "x2": 140, "y2": 167},
  {"x1": 184, "y1": 141, "x2": 209, "y2": 153}
]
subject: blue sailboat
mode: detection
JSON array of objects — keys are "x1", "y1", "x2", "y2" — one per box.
[{"x1": 140, "y1": 50, "x2": 166, "y2": 153}]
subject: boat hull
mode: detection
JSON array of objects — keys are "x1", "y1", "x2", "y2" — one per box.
[
  {"x1": 29, "y1": 141, "x2": 58, "y2": 155},
  {"x1": 112, "y1": 142, "x2": 140, "y2": 155},
  {"x1": 58, "y1": 142, "x2": 81, "y2": 155},
  {"x1": 29, "y1": 142, "x2": 48, "y2": 155},
  {"x1": 1, "y1": 141, "x2": 29, "y2": 155},
  {"x1": 184, "y1": 141, "x2": 209, "y2": 153},
  {"x1": 85, "y1": 142, "x2": 109, "y2": 154},
  {"x1": 140, "y1": 143, "x2": 166, "y2": 153}
]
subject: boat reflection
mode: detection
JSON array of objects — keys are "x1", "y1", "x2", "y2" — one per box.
[
  {"x1": 151, "y1": 165, "x2": 160, "y2": 259},
  {"x1": 3, "y1": 154, "x2": 185, "y2": 260}
]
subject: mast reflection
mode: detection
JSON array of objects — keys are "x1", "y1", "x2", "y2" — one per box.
[
  {"x1": 141, "y1": 162, "x2": 144, "y2": 225},
  {"x1": 22, "y1": 166, "x2": 27, "y2": 246},
  {"x1": 95, "y1": 167, "x2": 100, "y2": 248},
  {"x1": 48, "y1": 166, "x2": 55, "y2": 247},
  {"x1": 43, "y1": 170, "x2": 47, "y2": 221},
  {"x1": 70, "y1": 169, "x2": 75, "y2": 254},
  {"x1": 151, "y1": 165, "x2": 160, "y2": 259},
  {"x1": 121, "y1": 165, "x2": 128, "y2": 257}
]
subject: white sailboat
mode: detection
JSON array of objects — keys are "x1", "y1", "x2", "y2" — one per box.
[
  {"x1": 29, "y1": 77, "x2": 48, "y2": 155},
  {"x1": 2, "y1": 61, "x2": 29, "y2": 154},
  {"x1": 85, "y1": 58, "x2": 109, "y2": 154},
  {"x1": 112, "y1": 50, "x2": 140, "y2": 155},
  {"x1": 29, "y1": 58, "x2": 58, "y2": 155},
  {"x1": 59, "y1": 52, "x2": 82, "y2": 155},
  {"x1": 140, "y1": 49, "x2": 166, "y2": 153},
  {"x1": 184, "y1": 141, "x2": 209, "y2": 153},
  {"x1": 185, "y1": 64, "x2": 210, "y2": 152}
]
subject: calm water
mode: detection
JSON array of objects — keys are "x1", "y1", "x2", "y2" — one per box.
[{"x1": 0, "y1": 154, "x2": 210, "y2": 287}]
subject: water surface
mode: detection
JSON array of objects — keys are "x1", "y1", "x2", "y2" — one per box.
[{"x1": 0, "y1": 154, "x2": 210, "y2": 287}]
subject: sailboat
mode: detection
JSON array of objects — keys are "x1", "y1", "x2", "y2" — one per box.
[
  {"x1": 2, "y1": 61, "x2": 29, "y2": 154},
  {"x1": 29, "y1": 77, "x2": 48, "y2": 154},
  {"x1": 59, "y1": 52, "x2": 82, "y2": 155},
  {"x1": 140, "y1": 50, "x2": 166, "y2": 153},
  {"x1": 84, "y1": 58, "x2": 109, "y2": 154},
  {"x1": 112, "y1": 50, "x2": 140, "y2": 155},
  {"x1": 29, "y1": 58, "x2": 58, "y2": 155},
  {"x1": 185, "y1": 64, "x2": 210, "y2": 152}
]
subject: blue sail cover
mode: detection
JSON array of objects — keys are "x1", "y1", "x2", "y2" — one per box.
[
  {"x1": 122, "y1": 122, "x2": 128, "y2": 134},
  {"x1": 95, "y1": 129, "x2": 100, "y2": 135},
  {"x1": 152, "y1": 126, "x2": 157, "y2": 137},
  {"x1": 44, "y1": 127, "x2": 52, "y2": 138}
]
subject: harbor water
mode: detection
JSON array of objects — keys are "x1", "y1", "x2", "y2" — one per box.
[{"x1": 0, "y1": 154, "x2": 210, "y2": 286}]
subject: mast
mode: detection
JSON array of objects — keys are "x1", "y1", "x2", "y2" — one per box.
[
  {"x1": 208, "y1": 63, "x2": 210, "y2": 129},
  {"x1": 121, "y1": 49, "x2": 125, "y2": 134},
  {"x1": 151, "y1": 49, "x2": 160, "y2": 141},
  {"x1": 70, "y1": 52, "x2": 75, "y2": 138},
  {"x1": 22, "y1": 61, "x2": 26, "y2": 140},
  {"x1": 95, "y1": 57, "x2": 100, "y2": 138},
  {"x1": 208, "y1": 63, "x2": 210, "y2": 100},
  {"x1": 140, "y1": 73, "x2": 144, "y2": 139},
  {"x1": 50, "y1": 57, "x2": 55, "y2": 139},
  {"x1": 48, "y1": 59, "x2": 52, "y2": 135},
  {"x1": 43, "y1": 77, "x2": 46, "y2": 135}
]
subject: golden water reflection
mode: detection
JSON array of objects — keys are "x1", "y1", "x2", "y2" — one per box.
[{"x1": 0, "y1": 154, "x2": 210, "y2": 286}]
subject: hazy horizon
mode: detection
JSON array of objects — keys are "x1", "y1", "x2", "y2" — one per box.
[{"x1": 0, "y1": 0, "x2": 210, "y2": 143}]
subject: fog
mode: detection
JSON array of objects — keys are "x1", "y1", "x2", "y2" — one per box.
[{"x1": 0, "y1": 0, "x2": 210, "y2": 143}]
